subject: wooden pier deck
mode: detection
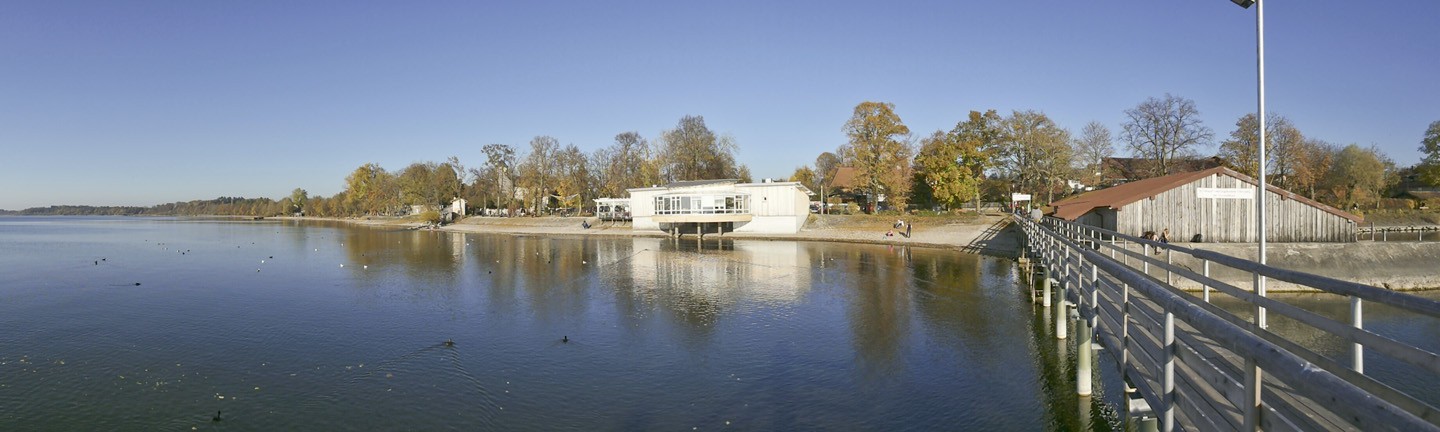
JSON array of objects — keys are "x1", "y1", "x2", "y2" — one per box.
[{"x1": 1015, "y1": 214, "x2": 1440, "y2": 431}]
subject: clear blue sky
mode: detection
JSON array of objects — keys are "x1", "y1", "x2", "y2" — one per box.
[{"x1": 3, "y1": 1, "x2": 1437, "y2": 210}]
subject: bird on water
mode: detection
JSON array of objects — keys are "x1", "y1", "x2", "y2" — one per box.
[
  {"x1": 562, "y1": 336, "x2": 569, "y2": 343},
  {"x1": 212, "y1": 410, "x2": 222, "y2": 422},
  {"x1": 444, "y1": 339, "x2": 455, "y2": 347}
]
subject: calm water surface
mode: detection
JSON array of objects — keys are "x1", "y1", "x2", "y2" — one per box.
[{"x1": 0, "y1": 216, "x2": 1109, "y2": 431}]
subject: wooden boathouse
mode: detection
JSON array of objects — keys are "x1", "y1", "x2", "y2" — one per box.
[{"x1": 1048, "y1": 167, "x2": 1361, "y2": 242}]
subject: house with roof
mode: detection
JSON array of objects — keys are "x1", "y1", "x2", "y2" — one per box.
[
  {"x1": 1049, "y1": 167, "x2": 1361, "y2": 242},
  {"x1": 627, "y1": 179, "x2": 813, "y2": 235}
]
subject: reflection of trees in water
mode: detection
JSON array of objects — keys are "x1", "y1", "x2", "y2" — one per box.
[
  {"x1": 339, "y1": 228, "x2": 460, "y2": 302},
  {"x1": 842, "y1": 246, "x2": 913, "y2": 381}
]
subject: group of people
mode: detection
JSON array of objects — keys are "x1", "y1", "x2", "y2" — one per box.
[
  {"x1": 886, "y1": 220, "x2": 913, "y2": 239},
  {"x1": 1142, "y1": 228, "x2": 1171, "y2": 254}
]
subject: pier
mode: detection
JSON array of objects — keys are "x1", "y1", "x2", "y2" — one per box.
[{"x1": 1015, "y1": 214, "x2": 1440, "y2": 431}]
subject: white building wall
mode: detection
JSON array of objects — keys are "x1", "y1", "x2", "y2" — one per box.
[
  {"x1": 628, "y1": 182, "x2": 812, "y2": 234},
  {"x1": 627, "y1": 188, "x2": 663, "y2": 230}
]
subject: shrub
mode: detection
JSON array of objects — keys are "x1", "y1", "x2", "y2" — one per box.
[{"x1": 419, "y1": 210, "x2": 442, "y2": 224}]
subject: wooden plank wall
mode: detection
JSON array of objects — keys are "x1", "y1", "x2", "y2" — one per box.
[{"x1": 1101, "y1": 173, "x2": 1355, "y2": 242}]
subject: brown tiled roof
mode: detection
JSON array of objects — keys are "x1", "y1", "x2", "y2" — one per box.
[
  {"x1": 1050, "y1": 166, "x2": 1362, "y2": 223},
  {"x1": 828, "y1": 166, "x2": 862, "y2": 190}
]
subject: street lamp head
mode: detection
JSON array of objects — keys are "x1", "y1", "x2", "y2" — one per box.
[{"x1": 1231, "y1": 0, "x2": 1255, "y2": 8}]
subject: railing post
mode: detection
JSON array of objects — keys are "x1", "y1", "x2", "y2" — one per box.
[
  {"x1": 1078, "y1": 306, "x2": 1093, "y2": 396},
  {"x1": 1056, "y1": 269, "x2": 1068, "y2": 340},
  {"x1": 1122, "y1": 283, "x2": 1130, "y2": 375},
  {"x1": 1242, "y1": 359, "x2": 1263, "y2": 431},
  {"x1": 1351, "y1": 295, "x2": 1364, "y2": 373},
  {"x1": 1163, "y1": 310, "x2": 1175, "y2": 432},
  {"x1": 1142, "y1": 244, "x2": 1150, "y2": 275},
  {"x1": 1202, "y1": 259, "x2": 1211, "y2": 303},
  {"x1": 1165, "y1": 248, "x2": 1173, "y2": 285}
]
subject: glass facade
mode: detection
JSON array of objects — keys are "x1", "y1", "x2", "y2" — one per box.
[{"x1": 653, "y1": 193, "x2": 750, "y2": 215}]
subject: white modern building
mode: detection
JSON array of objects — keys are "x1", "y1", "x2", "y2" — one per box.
[{"x1": 627, "y1": 179, "x2": 813, "y2": 235}]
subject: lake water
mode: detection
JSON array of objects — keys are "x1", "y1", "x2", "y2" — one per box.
[{"x1": 0, "y1": 216, "x2": 1112, "y2": 431}]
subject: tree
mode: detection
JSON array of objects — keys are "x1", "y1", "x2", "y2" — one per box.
[
  {"x1": 1121, "y1": 94, "x2": 1214, "y2": 178},
  {"x1": 1327, "y1": 144, "x2": 1387, "y2": 209},
  {"x1": 950, "y1": 110, "x2": 1003, "y2": 209},
  {"x1": 844, "y1": 101, "x2": 913, "y2": 212},
  {"x1": 344, "y1": 163, "x2": 396, "y2": 215},
  {"x1": 789, "y1": 166, "x2": 818, "y2": 193},
  {"x1": 1071, "y1": 121, "x2": 1114, "y2": 187},
  {"x1": 553, "y1": 144, "x2": 591, "y2": 212},
  {"x1": 1217, "y1": 113, "x2": 1304, "y2": 187},
  {"x1": 289, "y1": 188, "x2": 308, "y2": 215},
  {"x1": 659, "y1": 115, "x2": 741, "y2": 181},
  {"x1": 397, "y1": 161, "x2": 458, "y2": 209},
  {"x1": 813, "y1": 152, "x2": 841, "y2": 213},
  {"x1": 519, "y1": 136, "x2": 560, "y2": 214},
  {"x1": 915, "y1": 130, "x2": 970, "y2": 209},
  {"x1": 1289, "y1": 138, "x2": 1339, "y2": 201},
  {"x1": 477, "y1": 144, "x2": 517, "y2": 213},
  {"x1": 596, "y1": 131, "x2": 661, "y2": 197},
  {"x1": 996, "y1": 111, "x2": 1072, "y2": 203},
  {"x1": 1418, "y1": 120, "x2": 1440, "y2": 187}
]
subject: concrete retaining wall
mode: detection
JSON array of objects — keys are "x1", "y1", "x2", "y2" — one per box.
[{"x1": 1156, "y1": 241, "x2": 1440, "y2": 292}]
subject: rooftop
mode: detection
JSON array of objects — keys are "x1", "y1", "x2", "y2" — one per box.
[{"x1": 1050, "y1": 166, "x2": 1362, "y2": 223}]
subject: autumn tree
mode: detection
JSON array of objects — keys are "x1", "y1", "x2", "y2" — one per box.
[
  {"x1": 995, "y1": 111, "x2": 1072, "y2": 202},
  {"x1": 950, "y1": 110, "x2": 1003, "y2": 208},
  {"x1": 914, "y1": 131, "x2": 969, "y2": 209},
  {"x1": 1071, "y1": 121, "x2": 1114, "y2": 187},
  {"x1": 553, "y1": 144, "x2": 592, "y2": 212},
  {"x1": 844, "y1": 101, "x2": 913, "y2": 212},
  {"x1": 289, "y1": 188, "x2": 307, "y2": 214},
  {"x1": 1289, "y1": 138, "x2": 1339, "y2": 200},
  {"x1": 813, "y1": 152, "x2": 841, "y2": 213},
  {"x1": 397, "y1": 161, "x2": 458, "y2": 209},
  {"x1": 596, "y1": 131, "x2": 661, "y2": 197},
  {"x1": 1217, "y1": 113, "x2": 1304, "y2": 187},
  {"x1": 1121, "y1": 94, "x2": 1214, "y2": 178},
  {"x1": 1418, "y1": 120, "x2": 1440, "y2": 187},
  {"x1": 1326, "y1": 144, "x2": 1388, "y2": 208},
  {"x1": 789, "y1": 166, "x2": 818, "y2": 193},
  {"x1": 519, "y1": 136, "x2": 560, "y2": 214},
  {"x1": 344, "y1": 163, "x2": 396, "y2": 215},
  {"x1": 475, "y1": 144, "x2": 517, "y2": 212},
  {"x1": 659, "y1": 115, "x2": 741, "y2": 182}
]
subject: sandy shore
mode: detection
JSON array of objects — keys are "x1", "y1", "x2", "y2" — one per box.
[{"x1": 279, "y1": 214, "x2": 1026, "y2": 256}]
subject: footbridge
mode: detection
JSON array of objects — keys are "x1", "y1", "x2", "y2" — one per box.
[{"x1": 1013, "y1": 214, "x2": 1440, "y2": 431}]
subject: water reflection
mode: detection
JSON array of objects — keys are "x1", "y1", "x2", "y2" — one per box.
[{"x1": 2, "y1": 218, "x2": 1108, "y2": 430}]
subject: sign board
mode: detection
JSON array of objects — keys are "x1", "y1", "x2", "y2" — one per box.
[
  {"x1": 1196, "y1": 187, "x2": 1255, "y2": 200},
  {"x1": 1011, "y1": 193, "x2": 1032, "y2": 202}
]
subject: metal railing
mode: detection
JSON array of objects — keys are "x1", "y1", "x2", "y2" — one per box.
[{"x1": 1015, "y1": 214, "x2": 1440, "y2": 431}]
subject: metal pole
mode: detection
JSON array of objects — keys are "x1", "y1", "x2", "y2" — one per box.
[
  {"x1": 1254, "y1": 0, "x2": 1269, "y2": 330},
  {"x1": 1078, "y1": 311, "x2": 1093, "y2": 396},
  {"x1": 1163, "y1": 310, "x2": 1175, "y2": 432},
  {"x1": 1352, "y1": 295, "x2": 1365, "y2": 373},
  {"x1": 1203, "y1": 259, "x2": 1212, "y2": 303}
]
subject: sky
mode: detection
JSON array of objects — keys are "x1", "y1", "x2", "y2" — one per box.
[{"x1": 3, "y1": 1, "x2": 1437, "y2": 210}]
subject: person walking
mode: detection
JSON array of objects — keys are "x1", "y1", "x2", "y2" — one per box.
[{"x1": 905, "y1": 221, "x2": 912, "y2": 238}]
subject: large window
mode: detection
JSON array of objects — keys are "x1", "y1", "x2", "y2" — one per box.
[{"x1": 653, "y1": 193, "x2": 749, "y2": 215}]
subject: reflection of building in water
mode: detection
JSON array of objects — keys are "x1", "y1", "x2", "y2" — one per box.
[{"x1": 626, "y1": 238, "x2": 811, "y2": 306}]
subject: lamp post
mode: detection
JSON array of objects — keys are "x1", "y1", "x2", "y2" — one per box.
[{"x1": 1230, "y1": 0, "x2": 1267, "y2": 329}]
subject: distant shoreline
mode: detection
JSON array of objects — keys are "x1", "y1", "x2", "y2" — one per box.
[{"x1": 272, "y1": 213, "x2": 1024, "y2": 256}]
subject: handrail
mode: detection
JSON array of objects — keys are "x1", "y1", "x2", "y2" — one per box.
[
  {"x1": 1014, "y1": 214, "x2": 1440, "y2": 431},
  {"x1": 1043, "y1": 216, "x2": 1440, "y2": 318}
]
